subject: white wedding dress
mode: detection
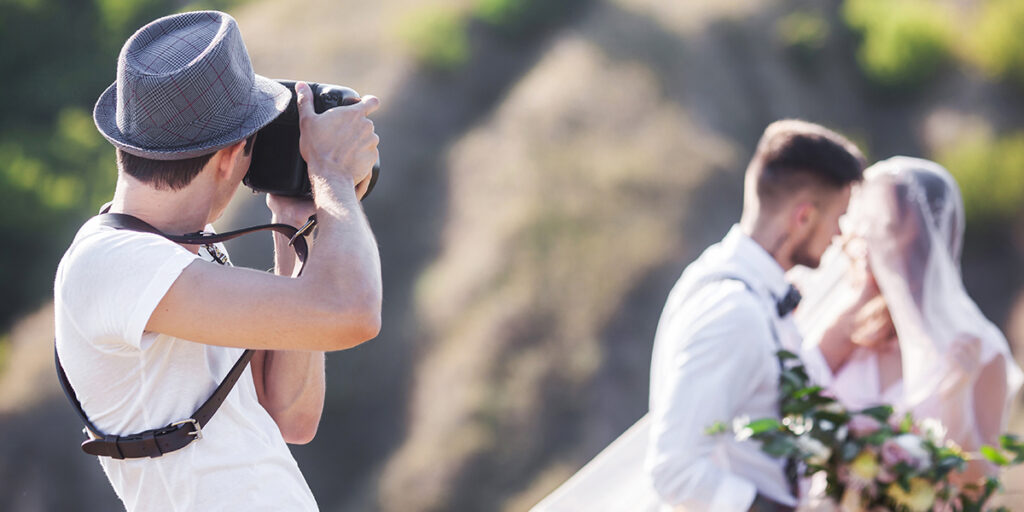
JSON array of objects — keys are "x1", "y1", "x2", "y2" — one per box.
[{"x1": 531, "y1": 415, "x2": 661, "y2": 512}]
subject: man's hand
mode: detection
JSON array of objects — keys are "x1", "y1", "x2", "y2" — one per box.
[
  {"x1": 294, "y1": 81, "x2": 379, "y2": 200},
  {"x1": 354, "y1": 171, "x2": 374, "y2": 200}
]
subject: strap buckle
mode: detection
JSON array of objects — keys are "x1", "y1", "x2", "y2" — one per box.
[
  {"x1": 288, "y1": 215, "x2": 318, "y2": 246},
  {"x1": 83, "y1": 426, "x2": 100, "y2": 441},
  {"x1": 170, "y1": 418, "x2": 203, "y2": 441}
]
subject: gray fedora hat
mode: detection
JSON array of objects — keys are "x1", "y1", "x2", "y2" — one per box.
[{"x1": 93, "y1": 11, "x2": 289, "y2": 160}]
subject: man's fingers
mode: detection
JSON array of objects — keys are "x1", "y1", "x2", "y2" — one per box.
[
  {"x1": 355, "y1": 175, "x2": 371, "y2": 199},
  {"x1": 353, "y1": 95, "x2": 381, "y2": 116},
  {"x1": 295, "y1": 81, "x2": 315, "y2": 119}
]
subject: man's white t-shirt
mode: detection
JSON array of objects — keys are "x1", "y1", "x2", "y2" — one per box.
[{"x1": 54, "y1": 218, "x2": 318, "y2": 512}]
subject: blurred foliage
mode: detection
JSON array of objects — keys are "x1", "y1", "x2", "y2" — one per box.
[
  {"x1": 842, "y1": 0, "x2": 954, "y2": 91},
  {"x1": 473, "y1": 0, "x2": 588, "y2": 38},
  {"x1": 0, "y1": 0, "x2": 243, "y2": 331},
  {"x1": 776, "y1": 10, "x2": 829, "y2": 68},
  {"x1": 936, "y1": 131, "x2": 1024, "y2": 229},
  {"x1": 398, "y1": 0, "x2": 590, "y2": 70},
  {"x1": 967, "y1": 0, "x2": 1024, "y2": 88},
  {"x1": 397, "y1": 6, "x2": 470, "y2": 72}
]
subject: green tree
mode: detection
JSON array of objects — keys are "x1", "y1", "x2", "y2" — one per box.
[
  {"x1": 397, "y1": 6, "x2": 470, "y2": 72},
  {"x1": 0, "y1": 0, "x2": 242, "y2": 330},
  {"x1": 968, "y1": 0, "x2": 1024, "y2": 88},
  {"x1": 842, "y1": 0, "x2": 955, "y2": 91},
  {"x1": 937, "y1": 132, "x2": 1024, "y2": 230}
]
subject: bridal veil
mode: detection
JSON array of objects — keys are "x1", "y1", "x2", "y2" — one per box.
[{"x1": 795, "y1": 156, "x2": 1023, "y2": 441}]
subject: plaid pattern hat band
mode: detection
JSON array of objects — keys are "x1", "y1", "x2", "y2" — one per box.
[{"x1": 93, "y1": 11, "x2": 289, "y2": 160}]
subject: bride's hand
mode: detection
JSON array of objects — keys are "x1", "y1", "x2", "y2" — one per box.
[
  {"x1": 847, "y1": 248, "x2": 895, "y2": 347},
  {"x1": 845, "y1": 239, "x2": 878, "y2": 305},
  {"x1": 851, "y1": 294, "x2": 897, "y2": 350}
]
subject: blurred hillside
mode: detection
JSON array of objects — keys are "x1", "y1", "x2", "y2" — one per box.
[{"x1": 2, "y1": 0, "x2": 1024, "y2": 510}]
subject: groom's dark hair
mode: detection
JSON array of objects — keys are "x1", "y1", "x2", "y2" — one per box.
[{"x1": 747, "y1": 119, "x2": 866, "y2": 209}]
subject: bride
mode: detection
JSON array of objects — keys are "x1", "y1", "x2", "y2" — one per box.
[{"x1": 794, "y1": 156, "x2": 1023, "y2": 486}]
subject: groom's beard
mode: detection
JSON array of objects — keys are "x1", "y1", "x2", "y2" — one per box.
[{"x1": 790, "y1": 233, "x2": 824, "y2": 269}]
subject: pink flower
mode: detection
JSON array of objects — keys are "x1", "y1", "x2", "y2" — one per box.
[
  {"x1": 881, "y1": 434, "x2": 931, "y2": 471},
  {"x1": 848, "y1": 414, "x2": 883, "y2": 438}
]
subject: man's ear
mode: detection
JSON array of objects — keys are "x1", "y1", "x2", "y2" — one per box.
[
  {"x1": 792, "y1": 201, "x2": 817, "y2": 232},
  {"x1": 214, "y1": 139, "x2": 247, "y2": 181}
]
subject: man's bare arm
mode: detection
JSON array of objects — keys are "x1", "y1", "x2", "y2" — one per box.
[
  {"x1": 145, "y1": 83, "x2": 383, "y2": 352},
  {"x1": 250, "y1": 195, "x2": 333, "y2": 444}
]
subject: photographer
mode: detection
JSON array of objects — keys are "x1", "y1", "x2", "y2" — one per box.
[{"x1": 53, "y1": 10, "x2": 380, "y2": 511}]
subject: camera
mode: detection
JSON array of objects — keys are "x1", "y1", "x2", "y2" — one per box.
[{"x1": 244, "y1": 80, "x2": 380, "y2": 198}]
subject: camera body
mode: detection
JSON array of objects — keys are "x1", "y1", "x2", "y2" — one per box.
[{"x1": 244, "y1": 80, "x2": 380, "y2": 198}]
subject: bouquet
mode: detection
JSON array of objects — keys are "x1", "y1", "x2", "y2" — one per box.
[{"x1": 707, "y1": 350, "x2": 1024, "y2": 512}]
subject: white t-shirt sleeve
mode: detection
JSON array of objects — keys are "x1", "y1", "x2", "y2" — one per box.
[{"x1": 57, "y1": 227, "x2": 199, "y2": 351}]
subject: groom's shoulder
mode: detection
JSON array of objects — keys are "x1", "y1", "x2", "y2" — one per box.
[
  {"x1": 656, "y1": 278, "x2": 770, "y2": 358},
  {"x1": 691, "y1": 276, "x2": 761, "y2": 317},
  {"x1": 667, "y1": 268, "x2": 764, "y2": 324}
]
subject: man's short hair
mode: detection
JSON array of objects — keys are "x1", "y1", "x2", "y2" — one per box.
[
  {"x1": 747, "y1": 119, "x2": 866, "y2": 208},
  {"x1": 117, "y1": 134, "x2": 256, "y2": 190}
]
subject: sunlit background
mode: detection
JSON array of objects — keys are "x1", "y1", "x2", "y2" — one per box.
[{"x1": 2, "y1": 0, "x2": 1024, "y2": 510}]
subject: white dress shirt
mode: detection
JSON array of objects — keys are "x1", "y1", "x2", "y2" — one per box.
[{"x1": 645, "y1": 225, "x2": 830, "y2": 511}]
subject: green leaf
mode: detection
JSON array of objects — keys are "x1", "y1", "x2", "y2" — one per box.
[
  {"x1": 780, "y1": 370, "x2": 805, "y2": 389},
  {"x1": 792, "y1": 386, "x2": 824, "y2": 399},
  {"x1": 760, "y1": 436, "x2": 797, "y2": 457},
  {"x1": 934, "y1": 454, "x2": 967, "y2": 477},
  {"x1": 814, "y1": 411, "x2": 849, "y2": 426},
  {"x1": 805, "y1": 395, "x2": 840, "y2": 408},
  {"x1": 859, "y1": 405, "x2": 894, "y2": 422},
  {"x1": 782, "y1": 401, "x2": 813, "y2": 416},
  {"x1": 791, "y1": 366, "x2": 810, "y2": 381},
  {"x1": 999, "y1": 433, "x2": 1024, "y2": 463},
  {"x1": 899, "y1": 412, "x2": 914, "y2": 432},
  {"x1": 860, "y1": 430, "x2": 891, "y2": 446},
  {"x1": 978, "y1": 477, "x2": 1001, "y2": 505},
  {"x1": 776, "y1": 349, "x2": 799, "y2": 360},
  {"x1": 747, "y1": 418, "x2": 783, "y2": 435},
  {"x1": 980, "y1": 445, "x2": 1011, "y2": 466},
  {"x1": 897, "y1": 472, "x2": 912, "y2": 491},
  {"x1": 704, "y1": 421, "x2": 728, "y2": 436}
]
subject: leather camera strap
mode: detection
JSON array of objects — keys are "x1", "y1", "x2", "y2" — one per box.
[{"x1": 56, "y1": 211, "x2": 314, "y2": 459}]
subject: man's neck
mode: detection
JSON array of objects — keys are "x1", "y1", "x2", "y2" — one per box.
[
  {"x1": 109, "y1": 173, "x2": 217, "y2": 244},
  {"x1": 739, "y1": 212, "x2": 794, "y2": 271}
]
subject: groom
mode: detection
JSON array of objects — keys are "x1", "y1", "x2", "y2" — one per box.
[{"x1": 645, "y1": 120, "x2": 866, "y2": 511}]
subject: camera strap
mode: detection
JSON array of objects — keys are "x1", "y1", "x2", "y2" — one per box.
[{"x1": 55, "y1": 211, "x2": 316, "y2": 459}]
